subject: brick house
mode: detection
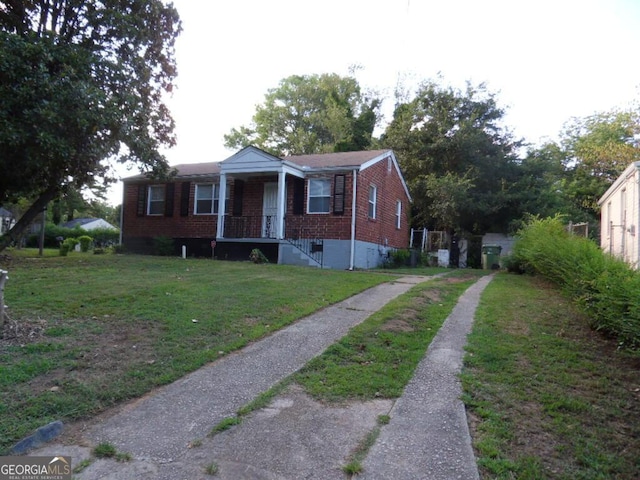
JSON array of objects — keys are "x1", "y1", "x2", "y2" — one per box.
[{"x1": 121, "y1": 146, "x2": 412, "y2": 269}]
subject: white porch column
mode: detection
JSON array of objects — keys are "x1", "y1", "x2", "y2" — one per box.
[
  {"x1": 277, "y1": 170, "x2": 286, "y2": 239},
  {"x1": 217, "y1": 173, "x2": 227, "y2": 239}
]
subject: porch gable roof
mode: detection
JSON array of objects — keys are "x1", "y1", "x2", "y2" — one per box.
[{"x1": 220, "y1": 146, "x2": 304, "y2": 178}]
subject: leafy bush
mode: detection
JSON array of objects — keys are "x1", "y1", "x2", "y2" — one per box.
[
  {"x1": 388, "y1": 249, "x2": 410, "y2": 268},
  {"x1": 153, "y1": 236, "x2": 175, "y2": 256},
  {"x1": 27, "y1": 224, "x2": 119, "y2": 248},
  {"x1": 78, "y1": 235, "x2": 93, "y2": 252},
  {"x1": 63, "y1": 237, "x2": 79, "y2": 252},
  {"x1": 249, "y1": 248, "x2": 269, "y2": 264},
  {"x1": 513, "y1": 215, "x2": 640, "y2": 349}
]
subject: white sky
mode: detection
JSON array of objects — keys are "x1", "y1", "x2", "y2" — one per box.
[{"x1": 108, "y1": 0, "x2": 640, "y2": 204}]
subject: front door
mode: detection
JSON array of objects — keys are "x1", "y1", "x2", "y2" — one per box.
[{"x1": 262, "y1": 182, "x2": 278, "y2": 238}]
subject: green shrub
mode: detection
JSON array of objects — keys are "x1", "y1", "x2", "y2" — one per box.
[
  {"x1": 153, "y1": 236, "x2": 175, "y2": 256},
  {"x1": 513, "y1": 215, "x2": 640, "y2": 349},
  {"x1": 78, "y1": 235, "x2": 93, "y2": 252},
  {"x1": 63, "y1": 237, "x2": 79, "y2": 252},
  {"x1": 26, "y1": 224, "x2": 119, "y2": 248},
  {"x1": 249, "y1": 248, "x2": 269, "y2": 264},
  {"x1": 59, "y1": 243, "x2": 70, "y2": 256},
  {"x1": 500, "y1": 253, "x2": 527, "y2": 274},
  {"x1": 389, "y1": 249, "x2": 410, "y2": 267}
]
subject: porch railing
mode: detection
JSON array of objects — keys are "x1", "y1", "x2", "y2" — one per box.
[
  {"x1": 284, "y1": 215, "x2": 324, "y2": 267},
  {"x1": 223, "y1": 215, "x2": 277, "y2": 239},
  {"x1": 221, "y1": 215, "x2": 324, "y2": 267}
]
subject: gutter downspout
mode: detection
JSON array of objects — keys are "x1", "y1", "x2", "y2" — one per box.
[
  {"x1": 119, "y1": 185, "x2": 124, "y2": 246},
  {"x1": 349, "y1": 169, "x2": 358, "y2": 270}
]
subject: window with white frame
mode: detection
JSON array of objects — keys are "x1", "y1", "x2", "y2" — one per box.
[
  {"x1": 195, "y1": 183, "x2": 228, "y2": 214},
  {"x1": 308, "y1": 178, "x2": 331, "y2": 213},
  {"x1": 195, "y1": 184, "x2": 215, "y2": 214},
  {"x1": 368, "y1": 185, "x2": 377, "y2": 219},
  {"x1": 147, "y1": 185, "x2": 165, "y2": 215},
  {"x1": 396, "y1": 200, "x2": 402, "y2": 229}
]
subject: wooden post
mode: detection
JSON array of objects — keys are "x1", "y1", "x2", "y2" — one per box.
[{"x1": 0, "y1": 270, "x2": 8, "y2": 335}]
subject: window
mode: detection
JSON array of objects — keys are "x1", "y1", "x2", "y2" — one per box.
[
  {"x1": 147, "y1": 185, "x2": 165, "y2": 215},
  {"x1": 195, "y1": 184, "x2": 214, "y2": 214},
  {"x1": 308, "y1": 178, "x2": 331, "y2": 213},
  {"x1": 195, "y1": 183, "x2": 228, "y2": 214},
  {"x1": 368, "y1": 185, "x2": 377, "y2": 219},
  {"x1": 396, "y1": 200, "x2": 402, "y2": 229}
]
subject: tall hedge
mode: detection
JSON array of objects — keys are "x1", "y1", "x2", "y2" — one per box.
[
  {"x1": 26, "y1": 225, "x2": 119, "y2": 248},
  {"x1": 512, "y1": 215, "x2": 640, "y2": 349}
]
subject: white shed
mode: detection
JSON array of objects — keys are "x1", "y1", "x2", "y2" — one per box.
[{"x1": 598, "y1": 162, "x2": 640, "y2": 268}]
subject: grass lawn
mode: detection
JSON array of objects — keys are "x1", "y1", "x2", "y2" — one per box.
[
  {"x1": 0, "y1": 250, "x2": 394, "y2": 453},
  {"x1": 462, "y1": 273, "x2": 640, "y2": 479}
]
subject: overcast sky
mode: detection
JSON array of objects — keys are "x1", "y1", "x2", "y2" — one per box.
[{"x1": 110, "y1": 0, "x2": 640, "y2": 204}]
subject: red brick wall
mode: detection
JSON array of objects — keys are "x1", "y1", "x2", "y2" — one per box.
[
  {"x1": 355, "y1": 156, "x2": 410, "y2": 249},
  {"x1": 293, "y1": 172, "x2": 353, "y2": 240},
  {"x1": 122, "y1": 180, "x2": 219, "y2": 241}
]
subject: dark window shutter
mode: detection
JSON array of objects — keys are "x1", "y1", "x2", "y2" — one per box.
[
  {"x1": 333, "y1": 174, "x2": 345, "y2": 215},
  {"x1": 164, "y1": 183, "x2": 175, "y2": 217},
  {"x1": 293, "y1": 177, "x2": 305, "y2": 215},
  {"x1": 232, "y1": 180, "x2": 244, "y2": 216},
  {"x1": 136, "y1": 185, "x2": 147, "y2": 216},
  {"x1": 180, "y1": 182, "x2": 191, "y2": 216}
]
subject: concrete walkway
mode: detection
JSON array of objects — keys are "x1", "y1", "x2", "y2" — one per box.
[
  {"x1": 34, "y1": 273, "x2": 492, "y2": 479},
  {"x1": 361, "y1": 274, "x2": 493, "y2": 480}
]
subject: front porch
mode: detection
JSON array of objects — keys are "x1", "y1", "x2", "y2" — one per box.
[{"x1": 218, "y1": 214, "x2": 324, "y2": 267}]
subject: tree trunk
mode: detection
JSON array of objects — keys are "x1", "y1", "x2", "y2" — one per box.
[
  {"x1": 0, "y1": 270, "x2": 7, "y2": 337},
  {"x1": 0, "y1": 187, "x2": 59, "y2": 253}
]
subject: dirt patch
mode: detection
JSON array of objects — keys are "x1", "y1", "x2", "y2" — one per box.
[
  {"x1": 444, "y1": 274, "x2": 479, "y2": 284},
  {"x1": 421, "y1": 289, "x2": 442, "y2": 303},
  {"x1": 380, "y1": 318, "x2": 415, "y2": 332},
  {"x1": 0, "y1": 317, "x2": 48, "y2": 349}
]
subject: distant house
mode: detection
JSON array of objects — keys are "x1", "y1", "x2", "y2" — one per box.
[
  {"x1": 61, "y1": 218, "x2": 118, "y2": 231},
  {"x1": 121, "y1": 146, "x2": 412, "y2": 269},
  {"x1": 0, "y1": 207, "x2": 15, "y2": 234},
  {"x1": 598, "y1": 162, "x2": 640, "y2": 268}
]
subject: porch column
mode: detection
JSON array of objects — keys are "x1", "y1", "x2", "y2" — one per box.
[
  {"x1": 217, "y1": 173, "x2": 227, "y2": 239},
  {"x1": 277, "y1": 170, "x2": 286, "y2": 239}
]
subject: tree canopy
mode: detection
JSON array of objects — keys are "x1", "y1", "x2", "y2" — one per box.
[
  {"x1": 0, "y1": 0, "x2": 181, "y2": 250},
  {"x1": 380, "y1": 80, "x2": 522, "y2": 233},
  {"x1": 559, "y1": 110, "x2": 640, "y2": 218},
  {"x1": 224, "y1": 73, "x2": 381, "y2": 156}
]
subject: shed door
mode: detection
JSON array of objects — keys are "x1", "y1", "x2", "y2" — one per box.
[{"x1": 262, "y1": 182, "x2": 278, "y2": 238}]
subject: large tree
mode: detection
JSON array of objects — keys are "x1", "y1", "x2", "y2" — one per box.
[
  {"x1": 0, "y1": 0, "x2": 181, "y2": 251},
  {"x1": 560, "y1": 109, "x2": 640, "y2": 218},
  {"x1": 224, "y1": 73, "x2": 381, "y2": 156},
  {"x1": 381, "y1": 79, "x2": 521, "y2": 233}
]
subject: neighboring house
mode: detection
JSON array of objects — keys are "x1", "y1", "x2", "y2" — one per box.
[
  {"x1": 61, "y1": 218, "x2": 118, "y2": 231},
  {"x1": 0, "y1": 207, "x2": 15, "y2": 235},
  {"x1": 598, "y1": 161, "x2": 640, "y2": 268},
  {"x1": 121, "y1": 146, "x2": 412, "y2": 269}
]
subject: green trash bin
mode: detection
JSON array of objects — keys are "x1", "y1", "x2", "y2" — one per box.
[{"x1": 481, "y1": 244, "x2": 502, "y2": 270}]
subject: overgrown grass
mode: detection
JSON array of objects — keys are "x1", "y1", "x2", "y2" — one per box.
[
  {"x1": 462, "y1": 273, "x2": 640, "y2": 479},
  {"x1": 0, "y1": 252, "x2": 393, "y2": 453},
  {"x1": 294, "y1": 269, "x2": 489, "y2": 401},
  {"x1": 510, "y1": 215, "x2": 640, "y2": 349}
]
